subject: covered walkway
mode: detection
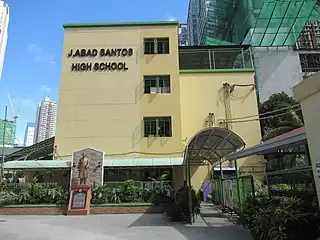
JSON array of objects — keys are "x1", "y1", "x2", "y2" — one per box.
[
  {"x1": 183, "y1": 127, "x2": 246, "y2": 224},
  {"x1": 223, "y1": 127, "x2": 314, "y2": 202},
  {"x1": 224, "y1": 127, "x2": 307, "y2": 161}
]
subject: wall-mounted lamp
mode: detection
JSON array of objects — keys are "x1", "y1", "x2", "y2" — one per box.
[
  {"x1": 72, "y1": 162, "x2": 76, "y2": 168},
  {"x1": 97, "y1": 162, "x2": 102, "y2": 168}
]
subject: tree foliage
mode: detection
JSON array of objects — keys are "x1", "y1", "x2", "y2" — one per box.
[{"x1": 259, "y1": 92, "x2": 304, "y2": 141}]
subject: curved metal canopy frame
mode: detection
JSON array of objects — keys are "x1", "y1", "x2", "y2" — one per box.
[
  {"x1": 184, "y1": 127, "x2": 245, "y2": 165},
  {"x1": 183, "y1": 127, "x2": 245, "y2": 225}
]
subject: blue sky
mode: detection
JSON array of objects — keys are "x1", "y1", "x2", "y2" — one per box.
[{"x1": 0, "y1": 0, "x2": 188, "y2": 144}]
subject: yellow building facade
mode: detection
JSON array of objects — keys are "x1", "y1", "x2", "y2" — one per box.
[{"x1": 55, "y1": 21, "x2": 262, "y2": 191}]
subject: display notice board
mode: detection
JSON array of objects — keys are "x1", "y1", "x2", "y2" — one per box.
[{"x1": 67, "y1": 185, "x2": 91, "y2": 215}]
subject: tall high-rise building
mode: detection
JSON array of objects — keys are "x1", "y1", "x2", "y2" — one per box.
[
  {"x1": 187, "y1": 0, "x2": 200, "y2": 46},
  {"x1": 0, "y1": 1, "x2": 9, "y2": 81},
  {"x1": 179, "y1": 24, "x2": 189, "y2": 46},
  {"x1": 34, "y1": 97, "x2": 57, "y2": 143},
  {"x1": 23, "y1": 122, "x2": 35, "y2": 146}
]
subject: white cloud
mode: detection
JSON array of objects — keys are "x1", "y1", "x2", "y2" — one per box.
[
  {"x1": 11, "y1": 97, "x2": 36, "y2": 109},
  {"x1": 40, "y1": 85, "x2": 51, "y2": 92},
  {"x1": 167, "y1": 16, "x2": 176, "y2": 21},
  {"x1": 165, "y1": 13, "x2": 177, "y2": 21},
  {"x1": 27, "y1": 43, "x2": 56, "y2": 65}
]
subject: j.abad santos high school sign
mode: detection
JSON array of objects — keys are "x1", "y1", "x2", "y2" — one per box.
[{"x1": 67, "y1": 48, "x2": 134, "y2": 72}]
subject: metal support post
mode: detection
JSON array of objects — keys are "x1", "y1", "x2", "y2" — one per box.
[
  {"x1": 1, "y1": 105, "x2": 8, "y2": 179},
  {"x1": 241, "y1": 49, "x2": 245, "y2": 68},
  {"x1": 187, "y1": 156, "x2": 193, "y2": 224},
  {"x1": 219, "y1": 158, "x2": 225, "y2": 208},
  {"x1": 234, "y1": 159, "x2": 242, "y2": 211}
]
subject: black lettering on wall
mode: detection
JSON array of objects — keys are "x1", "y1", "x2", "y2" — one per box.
[
  {"x1": 128, "y1": 48, "x2": 133, "y2": 56},
  {"x1": 100, "y1": 49, "x2": 105, "y2": 57},
  {"x1": 69, "y1": 48, "x2": 134, "y2": 58},
  {"x1": 71, "y1": 63, "x2": 92, "y2": 72},
  {"x1": 82, "y1": 62, "x2": 129, "y2": 72},
  {"x1": 73, "y1": 49, "x2": 81, "y2": 57},
  {"x1": 121, "y1": 49, "x2": 128, "y2": 56},
  {"x1": 71, "y1": 63, "x2": 78, "y2": 71},
  {"x1": 68, "y1": 48, "x2": 133, "y2": 72}
]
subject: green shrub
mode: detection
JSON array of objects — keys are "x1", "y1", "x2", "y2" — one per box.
[
  {"x1": 17, "y1": 189, "x2": 31, "y2": 204},
  {"x1": 0, "y1": 183, "x2": 69, "y2": 206},
  {"x1": 91, "y1": 185, "x2": 111, "y2": 204},
  {"x1": 166, "y1": 184, "x2": 200, "y2": 222},
  {"x1": 122, "y1": 180, "x2": 137, "y2": 202},
  {"x1": 28, "y1": 183, "x2": 49, "y2": 203},
  {"x1": 238, "y1": 195, "x2": 320, "y2": 240},
  {"x1": 0, "y1": 190, "x2": 17, "y2": 205}
]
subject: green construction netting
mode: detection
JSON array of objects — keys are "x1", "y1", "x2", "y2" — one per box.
[
  {"x1": 248, "y1": 0, "x2": 317, "y2": 46},
  {"x1": 201, "y1": 0, "x2": 319, "y2": 47},
  {"x1": 309, "y1": 4, "x2": 320, "y2": 21}
]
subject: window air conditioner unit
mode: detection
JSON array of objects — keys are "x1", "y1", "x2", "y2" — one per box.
[{"x1": 150, "y1": 87, "x2": 157, "y2": 94}]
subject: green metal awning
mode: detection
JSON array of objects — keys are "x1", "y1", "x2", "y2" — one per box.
[
  {"x1": 224, "y1": 127, "x2": 306, "y2": 161},
  {"x1": 4, "y1": 160, "x2": 71, "y2": 169},
  {"x1": 4, "y1": 137, "x2": 54, "y2": 162},
  {"x1": 3, "y1": 158, "x2": 184, "y2": 169}
]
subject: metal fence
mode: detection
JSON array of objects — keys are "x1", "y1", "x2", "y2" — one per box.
[
  {"x1": 211, "y1": 175, "x2": 255, "y2": 212},
  {"x1": 0, "y1": 182, "x2": 59, "y2": 193},
  {"x1": 179, "y1": 47, "x2": 254, "y2": 70},
  {"x1": 103, "y1": 180, "x2": 172, "y2": 191}
]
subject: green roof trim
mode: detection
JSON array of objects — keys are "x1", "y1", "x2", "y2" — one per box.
[
  {"x1": 4, "y1": 160, "x2": 71, "y2": 169},
  {"x1": 179, "y1": 68, "x2": 255, "y2": 74},
  {"x1": 4, "y1": 157, "x2": 184, "y2": 169},
  {"x1": 104, "y1": 157, "x2": 183, "y2": 167},
  {"x1": 63, "y1": 21, "x2": 179, "y2": 28},
  {"x1": 205, "y1": 37, "x2": 237, "y2": 46}
]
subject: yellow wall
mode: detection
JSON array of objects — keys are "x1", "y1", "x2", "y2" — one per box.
[
  {"x1": 55, "y1": 22, "x2": 263, "y2": 191},
  {"x1": 179, "y1": 71, "x2": 263, "y2": 188},
  {"x1": 139, "y1": 27, "x2": 182, "y2": 157},
  {"x1": 293, "y1": 72, "x2": 320, "y2": 210},
  {"x1": 55, "y1": 23, "x2": 182, "y2": 159}
]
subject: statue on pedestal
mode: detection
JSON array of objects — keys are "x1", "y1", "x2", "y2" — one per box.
[{"x1": 78, "y1": 152, "x2": 89, "y2": 185}]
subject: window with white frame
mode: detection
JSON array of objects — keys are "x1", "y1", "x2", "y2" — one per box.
[
  {"x1": 143, "y1": 117, "x2": 172, "y2": 137},
  {"x1": 144, "y1": 75, "x2": 171, "y2": 94},
  {"x1": 144, "y1": 38, "x2": 170, "y2": 54}
]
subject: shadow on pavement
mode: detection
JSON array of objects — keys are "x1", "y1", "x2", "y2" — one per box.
[{"x1": 129, "y1": 213, "x2": 252, "y2": 240}]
